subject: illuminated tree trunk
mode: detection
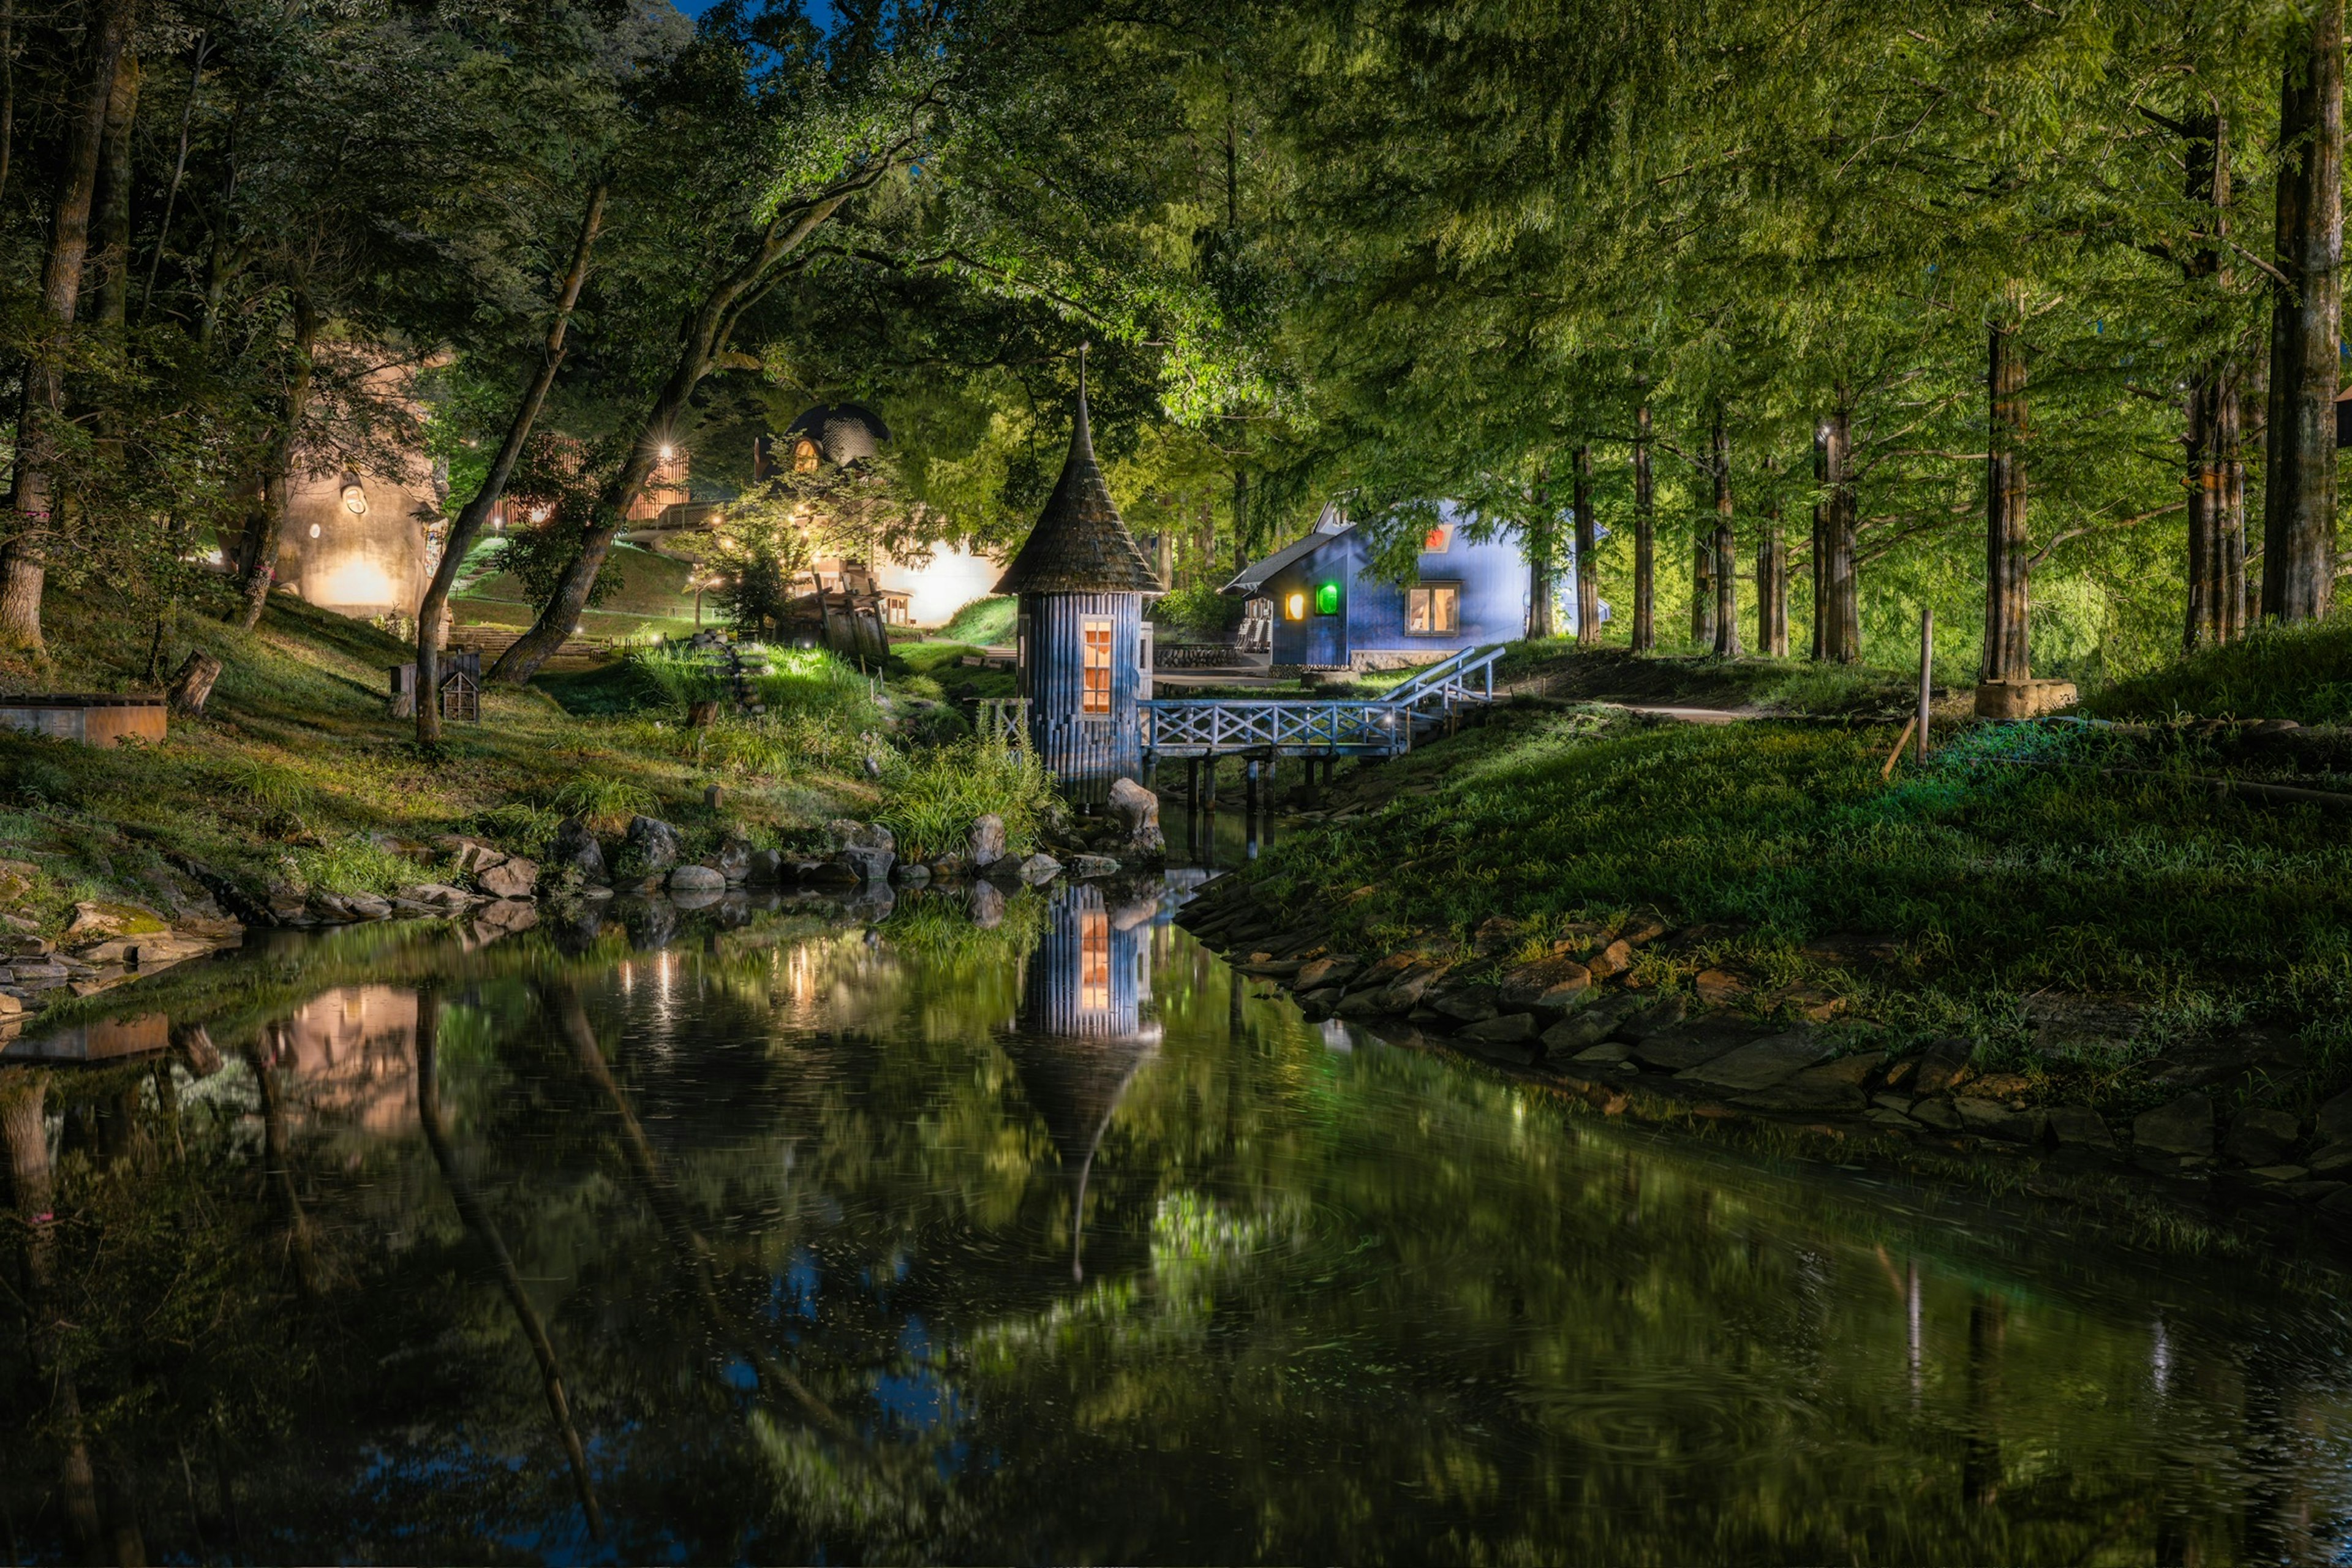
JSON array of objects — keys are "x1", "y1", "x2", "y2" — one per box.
[
  {"x1": 1631, "y1": 403, "x2": 1655, "y2": 652},
  {"x1": 1755, "y1": 459, "x2": 1787, "y2": 657},
  {"x1": 1814, "y1": 400, "x2": 1860, "y2": 663},
  {"x1": 1525, "y1": 462, "x2": 1556, "y2": 638},
  {"x1": 1572, "y1": 444, "x2": 1599, "y2": 644},
  {"x1": 2263, "y1": 0, "x2": 2344, "y2": 622},
  {"x1": 1710, "y1": 407, "x2": 1739, "y2": 658},
  {"x1": 2184, "y1": 114, "x2": 2247, "y2": 649},
  {"x1": 1983, "y1": 319, "x2": 2032, "y2": 684}
]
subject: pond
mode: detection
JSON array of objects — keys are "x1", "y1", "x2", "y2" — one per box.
[{"x1": 2, "y1": 878, "x2": 2350, "y2": 1564}]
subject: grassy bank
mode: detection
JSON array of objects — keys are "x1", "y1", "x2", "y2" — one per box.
[
  {"x1": 0, "y1": 580, "x2": 1000, "y2": 937},
  {"x1": 1224, "y1": 687, "x2": 2352, "y2": 1115}
]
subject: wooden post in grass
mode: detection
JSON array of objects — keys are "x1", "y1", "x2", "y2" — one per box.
[
  {"x1": 1882, "y1": 718, "x2": 1918, "y2": 781},
  {"x1": 1917, "y1": 607, "x2": 1933, "y2": 763},
  {"x1": 168, "y1": 650, "x2": 221, "y2": 715}
]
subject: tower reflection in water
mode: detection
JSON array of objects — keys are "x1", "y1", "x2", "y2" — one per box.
[{"x1": 1000, "y1": 880, "x2": 1163, "y2": 1280}]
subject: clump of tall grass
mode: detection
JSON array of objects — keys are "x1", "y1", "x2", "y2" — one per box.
[
  {"x1": 473, "y1": 801, "x2": 563, "y2": 856},
  {"x1": 753, "y1": 646, "x2": 883, "y2": 726},
  {"x1": 629, "y1": 645, "x2": 729, "y2": 707},
  {"x1": 549, "y1": 772, "x2": 655, "y2": 831},
  {"x1": 873, "y1": 738, "x2": 1056, "y2": 861},
  {"x1": 290, "y1": 835, "x2": 426, "y2": 896}
]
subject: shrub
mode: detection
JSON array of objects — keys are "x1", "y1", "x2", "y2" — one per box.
[
  {"x1": 935, "y1": 595, "x2": 1016, "y2": 646},
  {"x1": 874, "y1": 738, "x2": 1057, "y2": 861}
]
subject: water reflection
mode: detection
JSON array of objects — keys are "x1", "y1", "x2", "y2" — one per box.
[{"x1": 2, "y1": 884, "x2": 2351, "y2": 1563}]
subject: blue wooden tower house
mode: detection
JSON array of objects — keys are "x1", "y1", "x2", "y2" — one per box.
[{"x1": 993, "y1": 369, "x2": 1162, "y2": 794}]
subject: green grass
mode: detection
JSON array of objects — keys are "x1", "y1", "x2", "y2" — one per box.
[
  {"x1": 1495, "y1": 644, "x2": 1921, "y2": 715},
  {"x1": 1228, "y1": 703, "x2": 2352, "y2": 1110},
  {"x1": 873, "y1": 739, "x2": 1058, "y2": 862},
  {"x1": 2084, "y1": 618, "x2": 2352, "y2": 724},
  {"x1": 0, "y1": 581, "x2": 883, "y2": 932},
  {"x1": 934, "y1": 595, "x2": 1016, "y2": 646}
]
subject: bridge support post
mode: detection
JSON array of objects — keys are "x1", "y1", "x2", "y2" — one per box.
[
  {"x1": 1202, "y1": 756, "x2": 1217, "y2": 811},
  {"x1": 1245, "y1": 756, "x2": 1261, "y2": 816}
]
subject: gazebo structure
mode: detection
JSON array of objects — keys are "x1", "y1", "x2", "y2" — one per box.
[
  {"x1": 1002, "y1": 881, "x2": 1162, "y2": 1281},
  {"x1": 993, "y1": 369, "x2": 1162, "y2": 796}
]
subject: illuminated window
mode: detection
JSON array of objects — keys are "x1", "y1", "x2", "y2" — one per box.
[
  {"x1": 1423, "y1": 523, "x2": 1453, "y2": 552},
  {"x1": 1406, "y1": 584, "x2": 1460, "y2": 635},
  {"x1": 1284, "y1": 591, "x2": 1306, "y2": 620},
  {"x1": 1081, "y1": 618, "x2": 1112, "y2": 714},
  {"x1": 1081, "y1": 907, "x2": 1109, "y2": 1011},
  {"x1": 1315, "y1": 581, "x2": 1341, "y2": 616},
  {"x1": 793, "y1": 439, "x2": 820, "y2": 473}
]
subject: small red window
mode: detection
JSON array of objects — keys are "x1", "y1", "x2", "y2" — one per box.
[{"x1": 1424, "y1": 524, "x2": 1453, "y2": 552}]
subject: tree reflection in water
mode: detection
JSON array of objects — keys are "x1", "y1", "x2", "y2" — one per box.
[{"x1": 2, "y1": 892, "x2": 2351, "y2": 1563}]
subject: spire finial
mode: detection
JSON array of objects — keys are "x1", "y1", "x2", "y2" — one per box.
[{"x1": 1076, "y1": 341, "x2": 1091, "y2": 440}]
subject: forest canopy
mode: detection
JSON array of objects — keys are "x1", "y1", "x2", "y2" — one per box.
[{"x1": 0, "y1": 0, "x2": 2345, "y2": 690}]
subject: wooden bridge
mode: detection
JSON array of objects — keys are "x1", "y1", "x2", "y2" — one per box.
[{"x1": 1140, "y1": 643, "x2": 1504, "y2": 763}]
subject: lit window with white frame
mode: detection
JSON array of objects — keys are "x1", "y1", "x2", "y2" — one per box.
[
  {"x1": 1407, "y1": 584, "x2": 1460, "y2": 635},
  {"x1": 1081, "y1": 619, "x2": 1113, "y2": 713}
]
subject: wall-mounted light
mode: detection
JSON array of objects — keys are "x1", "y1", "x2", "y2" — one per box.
[
  {"x1": 658, "y1": 444, "x2": 675, "y2": 462},
  {"x1": 530, "y1": 506, "x2": 549, "y2": 523},
  {"x1": 340, "y1": 480, "x2": 369, "y2": 515},
  {"x1": 1284, "y1": 591, "x2": 1306, "y2": 621},
  {"x1": 308, "y1": 522, "x2": 322, "y2": 539},
  {"x1": 1315, "y1": 581, "x2": 1341, "y2": 616}
]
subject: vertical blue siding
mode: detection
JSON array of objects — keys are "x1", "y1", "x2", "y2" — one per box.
[
  {"x1": 1020, "y1": 590, "x2": 1146, "y2": 790},
  {"x1": 1254, "y1": 503, "x2": 1591, "y2": 666}
]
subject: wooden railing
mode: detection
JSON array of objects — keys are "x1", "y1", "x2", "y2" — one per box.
[{"x1": 1141, "y1": 643, "x2": 1507, "y2": 758}]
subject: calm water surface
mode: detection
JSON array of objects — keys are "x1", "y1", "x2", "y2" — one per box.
[{"x1": 3, "y1": 877, "x2": 2351, "y2": 1564}]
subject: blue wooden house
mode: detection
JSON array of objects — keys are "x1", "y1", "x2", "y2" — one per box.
[
  {"x1": 1223, "y1": 502, "x2": 1600, "y2": 671},
  {"x1": 994, "y1": 378, "x2": 1163, "y2": 791}
]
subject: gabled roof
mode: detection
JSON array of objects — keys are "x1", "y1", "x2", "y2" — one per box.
[
  {"x1": 1222, "y1": 503, "x2": 1354, "y2": 596},
  {"x1": 993, "y1": 386, "x2": 1162, "y2": 597}
]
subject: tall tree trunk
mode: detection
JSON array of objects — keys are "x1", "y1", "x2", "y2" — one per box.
[
  {"x1": 1572, "y1": 444, "x2": 1599, "y2": 644},
  {"x1": 1691, "y1": 544, "x2": 1713, "y2": 645},
  {"x1": 1757, "y1": 459, "x2": 1787, "y2": 657},
  {"x1": 2225, "y1": 369, "x2": 2252, "y2": 638},
  {"x1": 418, "y1": 185, "x2": 603, "y2": 744},
  {"x1": 2264, "y1": 0, "x2": 2345, "y2": 622},
  {"x1": 1820, "y1": 397, "x2": 1860, "y2": 662},
  {"x1": 88, "y1": 47, "x2": 138, "y2": 329},
  {"x1": 0, "y1": 0, "x2": 16, "y2": 207},
  {"x1": 1811, "y1": 422, "x2": 1828, "y2": 660},
  {"x1": 1711, "y1": 406, "x2": 1740, "y2": 658},
  {"x1": 491, "y1": 187, "x2": 864, "y2": 684},
  {"x1": 1632, "y1": 402, "x2": 1655, "y2": 652},
  {"x1": 1984, "y1": 318, "x2": 2032, "y2": 684},
  {"x1": 0, "y1": 0, "x2": 137, "y2": 656},
  {"x1": 232, "y1": 288, "x2": 318, "y2": 632},
  {"x1": 1525, "y1": 462, "x2": 1556, "y2": 638},
  {"x1": 2185, "y1": 112, "x2": 2240, "y2": 649}
]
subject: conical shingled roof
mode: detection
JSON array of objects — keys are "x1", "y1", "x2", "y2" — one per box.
[{"x1": 992, "y1": 386, "x2": 1163, "y2": 596}]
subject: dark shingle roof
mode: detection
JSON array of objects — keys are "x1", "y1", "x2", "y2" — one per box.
[{"x1": 993, "y1": 390, "x2": 1162, "y2": 596}]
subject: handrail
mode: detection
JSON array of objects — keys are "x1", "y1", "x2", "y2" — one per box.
[
  {"x1": 1139, "y1": 642, "x2": 1506, "y2": 758},
  {"x1": 1379, "y1": 642, "x2": 1507, "y2": 708}
]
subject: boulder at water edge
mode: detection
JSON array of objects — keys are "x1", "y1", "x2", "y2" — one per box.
[
  {"x1": 669, "y1": 864, "x2": 726, "y2": 895},
  {"x1": 714, "y1": 837, "x2": 752, "y2": 884},
  {"x1": 478, "y1": 855, "x2": 538, "y2": 900},
  {"x1": 746, "y1": 848, "x2": 786, "y2": 884},
  {"x1": 968, "y1": 815, "x2": 1007, "y2": 869},
  {"x1": 551, "y1": 818, "x2": 608, "y2": 883},
  {"x1": 624, "y1": 816, "x2": 685, "y2": 875},
  {"x1": 1108, "y1": 778, "x2": 1164, "y2": 857}
]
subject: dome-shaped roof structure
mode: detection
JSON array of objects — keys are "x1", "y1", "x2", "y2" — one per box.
[{"x1": 783, "y1": 402, "x2": 891, "y2": 468}]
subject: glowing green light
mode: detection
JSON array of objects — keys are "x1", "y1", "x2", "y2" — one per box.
[{"x1": 1315, "y1": 581, "x2": 1341, "y2": 616}]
